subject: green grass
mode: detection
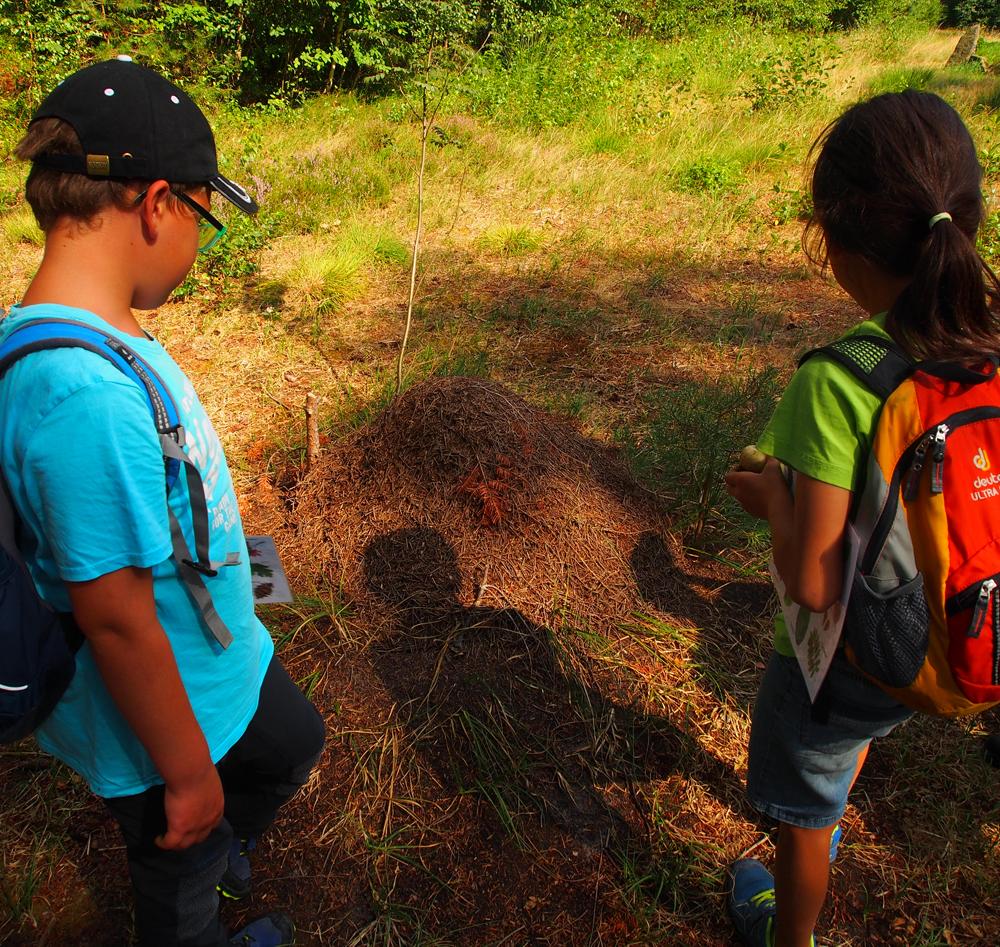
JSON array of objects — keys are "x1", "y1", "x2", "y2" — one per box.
[
  {"x1": 475, "y1": 225, "x2": 544, "y2": 257},
  {"x1": 1, "y1": 206, "x2": 44, "y2": 248},
  {"x1": 290, "y1": 243, "x2": 367, "y2": 311}
]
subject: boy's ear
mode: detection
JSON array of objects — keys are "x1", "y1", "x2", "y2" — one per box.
[{"x1": 134, "y1": 180, "x2": 172, "y2": 244}]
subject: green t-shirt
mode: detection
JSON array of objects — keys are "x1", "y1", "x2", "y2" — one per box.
[{"x1": 756, "y1": 313, "x2": 891, "y2": 655}]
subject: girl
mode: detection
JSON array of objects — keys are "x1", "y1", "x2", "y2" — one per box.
[{"x1": 724, "y1": 89, "x2": 1000, "y2": 947}]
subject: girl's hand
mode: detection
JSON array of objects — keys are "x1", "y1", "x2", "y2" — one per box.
[
  {"x1": 725, "y1": 458, "x2": 851, "y2": 613},
  {"x1": 724, "y1": 456, "x2": 790, "y2": 520}
]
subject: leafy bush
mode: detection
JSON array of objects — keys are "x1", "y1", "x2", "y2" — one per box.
[
  {"x1": 618, "y1": 367, "x2": 781, "y2": 544},
  {"x1": 768, "y1": 181, "x2": 813, "y2": 225},
  {"x1": 950, "y1": 0, "x2": 1000, "y2": 27},
  {"x1": 0, "y1": 0, "x2": 950, "y2": 119},
  {"x1": 744, "y1": 35, "x2": 839, "y2": 111},
  {"x1": 832, "y1": 0, "x2": 942, "y2": 27},
  {"x1": 676, "y1": 157, "x2": 741, "y2": 193},
  {"x1": 978, "y1": 205, "x2": 1000, "y2": 262}
]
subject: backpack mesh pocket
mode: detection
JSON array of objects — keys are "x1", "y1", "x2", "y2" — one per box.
[{"x1": 845, "y1": 571, "x2": 929, "y2": 688}]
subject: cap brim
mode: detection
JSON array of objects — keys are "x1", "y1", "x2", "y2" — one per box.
[{"x1": 211, "y1": 174, "x2": 259, "y2": 214}]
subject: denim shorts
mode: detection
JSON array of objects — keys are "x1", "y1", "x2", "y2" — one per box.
[{"x1": 746, "y1": 649, "x2": 914, "y2": 829}]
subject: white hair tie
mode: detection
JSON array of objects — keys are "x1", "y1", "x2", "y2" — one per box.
[{"x1": 928, "y1": 212, "x2": 953, "y2": 230}]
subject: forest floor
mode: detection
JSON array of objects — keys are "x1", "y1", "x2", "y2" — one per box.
[{"x1": 3, "y1": 24, "x2": 1000, "y2": 947}]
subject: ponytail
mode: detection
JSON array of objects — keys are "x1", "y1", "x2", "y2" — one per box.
[{"x1": 807, "y1": 89, "x2": 1000, "y2": 365}]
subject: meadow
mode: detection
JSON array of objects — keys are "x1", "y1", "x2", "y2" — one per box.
[{"x1": 4, "y1": 17, "x2": 1000, "y2": 947}]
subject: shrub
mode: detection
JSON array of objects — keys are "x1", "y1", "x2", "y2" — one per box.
[
  {"x1": 949, "y1": 0, "x2": 1000, "y2": 28},
  {"x1": 744, "y1": 35, "x2": 839, "y2": 111},
  {"x1": 676, "y1": 157, "x2": 741, "y2": 193},
  {"x1": 618, "y1": 366, "x2": 781, "y2": 544},
  {"x1": 0, "y1": 0, "x2": 950, "y2": 118}
]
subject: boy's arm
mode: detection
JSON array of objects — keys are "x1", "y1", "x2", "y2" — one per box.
[
  {"x1": 726, "y1": 458, "x2": 850, "y2": 613},
  {"x1": 66, "y1": 565, "x2": 224, "y2": 850}
]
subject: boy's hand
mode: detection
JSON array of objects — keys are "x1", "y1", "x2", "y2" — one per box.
[
  {"x1": 68, "y1": 565, "x2": 224, "y2": 851},
  {"x1": 724, "y1": 456, "x2": 790, "y2": 520},
  {"x1": 158, "y1": 764, "x2": 225, "y2": 850}
]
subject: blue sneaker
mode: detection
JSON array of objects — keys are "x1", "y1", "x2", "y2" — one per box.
[
  {"x1": 229, "y1": 911, "x2": 295, "y2": 946},
  {"x1": 219, "y1": 837, "x2": 257, "y2": 900},
  {"x1": 829, "y1": 823, "x2": 841, "y2": 864},
  {"x1": 725, "y1": 858, "x2": 817, "y2": 947},
  {"x1": 725, "y1": 858, "x2": 777, "y2": 947}
]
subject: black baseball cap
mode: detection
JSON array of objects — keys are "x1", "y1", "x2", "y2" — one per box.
[{"x1": 31, "y1": 58, "x2": 258, "y2": 215}]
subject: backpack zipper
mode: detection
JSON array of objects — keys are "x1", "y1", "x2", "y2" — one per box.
[
  {"x1": 903, "y1": 435, "x2": 931, "y2": 500},
  {"x1": 994, "y1": 588, "x2": 1000, "y2": 687},
  {"x1": 862, "y1": 406, "x2": 1000, "y2": 575},
  {"x1": 903, "y1": 423, "x2": 951, "y2": 500},
  {"x1": 962, "y1": 577, "x2": 998, "y2": 639},
  {"x1": 946, "y1": 575, "x2": 1000, "y2": 685},
  {"x1": 930, "y1": 423, "x2": 950, "y2": 495}
]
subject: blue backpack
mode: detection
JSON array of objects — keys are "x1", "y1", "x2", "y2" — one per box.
[{"x1": 0, "y1": 318, "x2": 238, "y2": 744}]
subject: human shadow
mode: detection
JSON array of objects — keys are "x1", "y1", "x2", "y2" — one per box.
[
  {"x1": 630, "y1": 528, "x2": 775, "y2": 709},
  {"x1": 362, "y1": 526, "x2": 753, "y2": 889}
]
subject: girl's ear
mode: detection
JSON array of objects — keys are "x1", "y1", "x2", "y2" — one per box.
[{"x1": 135, "y1": 180, "x2": 172, "y2": 244}]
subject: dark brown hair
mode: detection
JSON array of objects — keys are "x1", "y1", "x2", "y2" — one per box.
[
  {"x1": 805, "y1": 89, "x2": 1000, "y2": 364},
  {"x1": 15, "y1": 117, "x2": 197, "y2": 232}
]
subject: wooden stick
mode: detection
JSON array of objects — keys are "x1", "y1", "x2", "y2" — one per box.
[{"x1": 305, "y1": 392, "x2": 320, "y2": 469}]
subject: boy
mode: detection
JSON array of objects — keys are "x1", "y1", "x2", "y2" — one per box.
[{"x1": 1, "y1": 59, "x2": 325, "y2": 947}]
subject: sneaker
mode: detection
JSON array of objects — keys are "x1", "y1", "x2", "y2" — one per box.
[
  {"x1": 983, "y1": 733, "x2": 1000, "y2": 768},
  {"x1": 229, "y1": 911, "x2": 295, "y2": 946},
  {"x1": 828, "y1": 823, "x2": 841, "y2": 864},
  {"x1": 725, "y1": 858, "x2": 817, "y2": 947},
  {"x1": 725, "y1": 858, "x2": 777, "y2": 947},
  {"x1": 218, "y1": 837, "x2": 257, "y2": 900}
]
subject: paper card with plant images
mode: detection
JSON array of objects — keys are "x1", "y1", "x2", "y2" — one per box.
[
  {"x1": 246, "y1": 536, "x2": 293, "y2": 604},
  {"x1": 768, "y1": 524, "x2": 860, "y2": 703}
]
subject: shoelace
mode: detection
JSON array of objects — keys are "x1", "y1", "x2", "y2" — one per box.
[{"x1": 749, "y1": 887, "x2": 776, "y2": 909}]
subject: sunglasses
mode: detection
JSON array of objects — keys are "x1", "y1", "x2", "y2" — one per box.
[{"x1": 132, "y1": 187, "x2": 227, "y2": 252}]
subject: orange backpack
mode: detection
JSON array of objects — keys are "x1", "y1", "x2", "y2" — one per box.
[{"x1": 802, "y1": 336, "x2": 1000, "y2": 718}]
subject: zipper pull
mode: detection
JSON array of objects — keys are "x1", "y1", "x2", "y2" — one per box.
[
  {"x1": 904, "y1": 436, "x2": 931, "y2": 500},
  {"x1": 994, "y1": 589, "x2": 1000, "y2": 687},
  {"x1": 969, "y1": 578, "x2": 997, "y2": 639},
  {"x1": 931, "y1": 423, "x2": 949, "y2": 495}
]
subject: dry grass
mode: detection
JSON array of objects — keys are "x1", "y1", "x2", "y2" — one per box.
[{"x1": 4, "y1": 23, "x2": 1000, "y2": 947}]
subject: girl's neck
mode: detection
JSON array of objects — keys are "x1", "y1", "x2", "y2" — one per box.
[{"x1": 827, "y1": 245, "x2": 911, "y2": 318}]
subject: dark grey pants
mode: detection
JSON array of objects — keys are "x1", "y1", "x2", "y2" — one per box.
[{"x1": 102, "y1": 656, "x2": 326, "y2": 947}]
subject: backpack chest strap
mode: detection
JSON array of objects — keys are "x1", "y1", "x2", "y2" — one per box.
[{"x1": 798, "y1": 335, "x2": 918, "y2": 399}]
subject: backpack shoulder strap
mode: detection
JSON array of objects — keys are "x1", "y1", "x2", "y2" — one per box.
[
  {"x1": 918, "y1": 355, "x2": 999, "y2": 385},
  {"x1": 0, "y1": 463, "x2": 29, "y2": 577},
  {"x1": 0, "y1": 319, "x2": 183, "y2": 482},
  {"x1": 0, "y1": 319, "x2": 236, "y2": 649},
  {"x1": 798, "y1": 335, "x2": 918, "y2": 400}
]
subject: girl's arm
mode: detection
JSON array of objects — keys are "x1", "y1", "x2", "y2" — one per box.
[
  {"x1": 67, "y1": 565, "x2": 224, "y2": 849},
  {"x1": 725, "y1": 457, "x2": 851, "y2": 613}
]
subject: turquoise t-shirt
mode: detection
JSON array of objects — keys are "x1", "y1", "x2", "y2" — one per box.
[
  {"x1": 756, "y1": 313, "x2": 891, "y2": 656},
  {"x1": 0, "y1": 303, "x2": 273, "y2": 798}
]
